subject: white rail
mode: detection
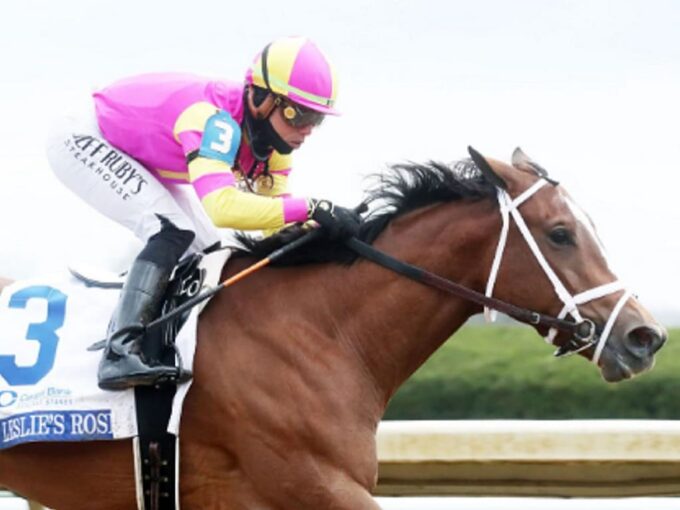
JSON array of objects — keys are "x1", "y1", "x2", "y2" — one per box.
[{"x1": 375, "y1": 420, "x2": 680, "y2": 497}]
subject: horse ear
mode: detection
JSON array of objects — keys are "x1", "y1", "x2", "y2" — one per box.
[
  {"x1": 511, "y1": 147, "x2": 559, "y2": 185},
  {"x1": 511, "y1": 147, "x2": 533, "y2": 168},
  {"x1": 467, "y1": 146, "x2": 508, "y2": 190}
]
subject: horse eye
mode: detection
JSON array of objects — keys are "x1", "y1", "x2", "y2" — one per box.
[{"x1": 549, "y1": 227, "x2": 574, "y2": 246}]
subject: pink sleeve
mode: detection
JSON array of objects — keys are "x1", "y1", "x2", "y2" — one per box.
[{"x1": 282, "y1": 197, "x2": 308, "y2": 223}]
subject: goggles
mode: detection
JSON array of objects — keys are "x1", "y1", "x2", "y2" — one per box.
[{"x1": 279, "y1": 98, "x2": 325, "y2": 128}]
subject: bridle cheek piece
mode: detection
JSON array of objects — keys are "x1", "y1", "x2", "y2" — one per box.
[{"x1": 483, "y1": 180, "x2": 633, "y2": 364}]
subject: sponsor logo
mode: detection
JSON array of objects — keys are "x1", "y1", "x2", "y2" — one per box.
[
  {"x1": 0, "y1": 390, "x2": 17, "y2": 408},
  {"x1": 13, "y1": 386, "x2": 74, "y2": 409},
  {"x1": 64, "y1": 134, "x2": 149, "y2": 200}
]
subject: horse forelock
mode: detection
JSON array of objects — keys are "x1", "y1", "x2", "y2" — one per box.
[{"x1": 235, "y1": 159, "x2": 498, "y2": 266}]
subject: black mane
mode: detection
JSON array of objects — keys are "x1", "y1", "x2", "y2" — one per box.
[{"x1": 235, "y1": 159, "x2": 497, "y2": 266}]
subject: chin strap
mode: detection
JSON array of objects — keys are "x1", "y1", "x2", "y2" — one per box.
[
  {"x1": 243, "y1": 86, "x2": 293, "y2": 163},
  {"x1": 261, "y1": 117, "x2": 293, "y2": 155}
]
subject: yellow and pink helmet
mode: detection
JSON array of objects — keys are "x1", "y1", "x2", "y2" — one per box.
[{"x1": 245, "y1": 36, "x2": 339, "y2": 116}]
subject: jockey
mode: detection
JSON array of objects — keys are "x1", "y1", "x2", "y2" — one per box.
[{"x1": 46, "y1": 36, "x2": 360, "y2": 391}]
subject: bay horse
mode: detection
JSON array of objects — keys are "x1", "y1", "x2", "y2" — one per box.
[{"x1": 0, "y1": 148, "x2": 666, "y2": 509}]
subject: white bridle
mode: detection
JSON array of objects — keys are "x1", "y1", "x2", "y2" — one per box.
[{"x1": 483, "y1": 179, "x2": 633, "y2": 364}]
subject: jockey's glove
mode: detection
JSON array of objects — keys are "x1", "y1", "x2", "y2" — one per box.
[{"x1": 308, "y1": 199, "x2": 362, "y2": 239}]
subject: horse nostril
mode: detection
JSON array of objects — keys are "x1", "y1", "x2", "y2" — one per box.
[{"x1": 627, "y1": 325, "x2": 667, "y2": 354}]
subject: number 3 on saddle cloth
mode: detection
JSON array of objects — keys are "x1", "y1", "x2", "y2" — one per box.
[{"x1": 0, "y1": 246, "x2": 230, "y2": 510}]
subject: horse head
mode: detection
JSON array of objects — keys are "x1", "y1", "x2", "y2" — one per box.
[{"x1": 469, "y1": 146, "x2": 666, "y2": 382}]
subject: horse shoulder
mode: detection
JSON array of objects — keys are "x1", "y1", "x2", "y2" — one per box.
[{"x1": 189, "y1": 303, "x2": 381, "y2": 502}]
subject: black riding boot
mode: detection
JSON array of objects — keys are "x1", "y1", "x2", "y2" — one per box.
[{"x1": 98, "y1": 216, "x2": 195, "y2": 391}]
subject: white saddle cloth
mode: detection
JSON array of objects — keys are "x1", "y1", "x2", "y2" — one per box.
[{"x1": 0, "y1": 249, "x2": 230, "y2": 449}]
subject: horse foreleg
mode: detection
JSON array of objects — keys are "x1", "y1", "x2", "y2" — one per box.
[
  {"x1": 296, "y1": 482, "x2": 384, "y2": 510},
  {"x1": 340, "y1": 489, "x2": 384, "y2": 510},
  {"x1": 0, "y1": 441, "x2": 136, "y2": 510}
]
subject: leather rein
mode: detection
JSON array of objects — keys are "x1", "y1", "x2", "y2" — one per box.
[{"x1": 344, "y1": 237, "x2": 595, "y2": 351}]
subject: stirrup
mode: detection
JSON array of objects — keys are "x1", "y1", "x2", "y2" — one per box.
[{"x1": 98, "y1": 364, "x2": 193, "y2": 391}]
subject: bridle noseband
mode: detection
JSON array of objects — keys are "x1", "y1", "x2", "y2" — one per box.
[
  {"x1": 484, "y1": 179, "x2": 632, "y2": 362},
  {"x1": 345, "y1": 177, "x2": 632, "y2": 364}
]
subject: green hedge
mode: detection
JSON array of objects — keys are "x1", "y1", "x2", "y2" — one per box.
[{"x1": 384, "y1": 326, "x2": 680, "y2": 420}]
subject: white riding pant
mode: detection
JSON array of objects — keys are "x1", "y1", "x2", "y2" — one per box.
[{"x1": 45, "y1": 104, "x2": 221, "y2": 253}]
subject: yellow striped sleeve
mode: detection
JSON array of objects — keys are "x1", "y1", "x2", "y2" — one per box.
[
  {"x1": 173, "y1": 101, "x2": 219, "y2": 142},
  {"x1": 188, "y1": 156, "x2": 290, "y2": 230},
  {"x1": 187, "y1": 155, "x2": 232, "y2": 180},
  {"x1": 201, "y1": 187, "x2": 288, "y2": 230}
]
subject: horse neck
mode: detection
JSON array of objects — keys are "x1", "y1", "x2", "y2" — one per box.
[{"x1": 333, "y1": 199, "x2": 500, "y2": 404}]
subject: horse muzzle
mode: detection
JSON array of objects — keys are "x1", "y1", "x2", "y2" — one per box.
[
  {"x1": 624, "y1": 323, "x2": 667, "y2": 358},
  {"x1": 598, "y1": 322, "x2": 667, "y2": 382}
]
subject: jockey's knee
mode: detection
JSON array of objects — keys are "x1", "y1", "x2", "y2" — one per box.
[{"x1": 138, "y1": 215, "x2": 196, "y2": 268}]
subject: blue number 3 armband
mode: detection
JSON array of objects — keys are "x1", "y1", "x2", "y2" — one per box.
[{"x1": 198, "y1": 111, "x2": 242, "y2": 166}]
